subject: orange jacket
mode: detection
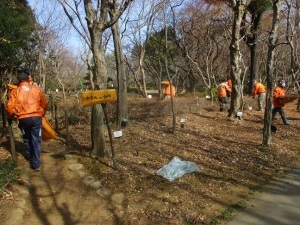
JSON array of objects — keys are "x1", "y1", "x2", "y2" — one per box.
[
  {"x1": 6, "y1": 81, "x2": 48, "y2": 119},
  {"x1": 162, "y1": 81, "x2": 176, "y2": 96},
  {"x1": 250, "y1": 82, "x2": 266, "y2": 96},
  {"x1": 273, "y1": 86, "x2": 286, "y2": 107},
  {"x1": 217, "y1": 82, "x2": 231, "y2": 98},
  {"x1": 165, "y1": 85, "x2": 176, "y2": 96}
]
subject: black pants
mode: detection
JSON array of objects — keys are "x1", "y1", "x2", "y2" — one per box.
[{"x1": 272, "y1": 107, "x2": 289, "y2": 125}]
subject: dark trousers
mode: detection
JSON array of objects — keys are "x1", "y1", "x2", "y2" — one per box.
[
  {"x1": 218, "y1": 97, "x2": 229, "y2": 112},
  {"x1": 272, "y1": 107, "x2": 289, "y2": 125},
  {"x1": 18, "y1": 117, "x2": 42, "y2": 169}
]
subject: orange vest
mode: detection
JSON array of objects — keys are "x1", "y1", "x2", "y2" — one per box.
[{"x1": 273, "y1": 86, "x2": 286, "y2": 107}]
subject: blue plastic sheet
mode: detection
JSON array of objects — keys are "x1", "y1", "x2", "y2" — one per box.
[{"x1": 156, "y1": 156, "x2": 200, "y2": 181}]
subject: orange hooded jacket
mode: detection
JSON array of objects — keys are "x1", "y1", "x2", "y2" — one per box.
[
  {"x1": 250, "y1": 82, "x2": 266, "y2": 96},
  {"x1": 161, "y1": 81, "x2": 176, "y2": 96},
  {"x1": 6, "y1": 81, "x2": 48, "y2": 119},
  {"x1": 273, "y1": 86, "x2": 286, "y2": 107},
  {"x1": 217, "y1": 82, "x2": 231, "y2": 98}
]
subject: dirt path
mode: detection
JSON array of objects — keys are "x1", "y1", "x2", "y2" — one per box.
[{"x1": 1, "y1": 138, "x2": 124, "y2": 225}]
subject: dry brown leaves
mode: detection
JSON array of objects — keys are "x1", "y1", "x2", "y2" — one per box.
[{"x1": 64, "y1": 96, "x2": 300, "y2": 224}]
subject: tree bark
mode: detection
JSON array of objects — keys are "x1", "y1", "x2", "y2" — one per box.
[
  {"x1": 84, "y1": 0, "x2": 107, "y2": 157},
  {"x1": 111, "y1": 22, "x2": 128, "y2": 128},
  {"x1": 263, "y1": 0, "x2": 283, "y2": 146},
  {"x1": 229, "y1": 0, "x2": 251, "y2": 118},
  {"x1": 90, "y1": 104, "x2": 106, "y2": 158}
]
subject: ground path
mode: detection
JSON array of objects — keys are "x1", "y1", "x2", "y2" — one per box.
[
  {"x1": 227, "y1": 164, "x2": 300, "y2": 225},
  {"x1": 1, "y1": 138, "x2": 126, "y2": 225},
  {"x1": 3, "y1": 138, "x2": 300, "y2": 225}
]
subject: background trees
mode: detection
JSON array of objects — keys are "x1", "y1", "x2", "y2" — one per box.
[
  {"x1": 176, "y1": 1, "x2": 232, "y2": 99},
  {"x1": 1, "y1": 0, "x2": 299, "y2": 149},
  {"x1": 0, "y1": 0, "x2": 36, "y2": 86}
]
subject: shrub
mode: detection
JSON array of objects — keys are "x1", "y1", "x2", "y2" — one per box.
[{"x1": 0, "y1": 159, "x2": 19, "y2": 191}]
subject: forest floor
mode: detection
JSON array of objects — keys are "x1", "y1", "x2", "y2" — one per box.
[{"x1": 1, "y1": 95, "x2": 300, "y2": 225}]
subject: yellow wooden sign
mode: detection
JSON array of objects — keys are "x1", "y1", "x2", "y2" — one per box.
[{"x1": 81, "y1": 89, "x2": 117, "y2": 107}]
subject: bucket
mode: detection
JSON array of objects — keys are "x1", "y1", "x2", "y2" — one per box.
[{"x1": 42, "y1": 117, "x2": 57, "y2": 141}]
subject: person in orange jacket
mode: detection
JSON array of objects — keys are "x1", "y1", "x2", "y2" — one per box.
[
  {"x1": 217, "y1": 79, "x2": 231, "y2": 112},
  {"x1": 249, "y1": 80, "x2": 266, "y2": 111},
  {"x1": 161, "y1": 81, "x2": 176, "y2": 99},
  {"x1": 272, "y1": 79, "x2": 290, "y2": 125},
  {"x1": 6, "y1": 69, "x2": 48, "y2": 171}
]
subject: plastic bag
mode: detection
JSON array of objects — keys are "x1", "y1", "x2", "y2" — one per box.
[{"x1": 156, "y1": 156, "x2": 200, "y2": 181}]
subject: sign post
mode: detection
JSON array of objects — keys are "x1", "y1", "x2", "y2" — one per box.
[{"x1": 81, "y1": 89, "x2": 118, "y2": 169}]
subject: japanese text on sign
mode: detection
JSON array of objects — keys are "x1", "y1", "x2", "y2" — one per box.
[{"x1": 81, "y1": 89, "x2": 117, "y2": 107}]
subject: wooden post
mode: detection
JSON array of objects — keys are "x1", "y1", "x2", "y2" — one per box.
[
  {"x1": 49, "y1": 94, "x2": 54, "y2": 120},
  {"x1": 81, "y1": 89, "x2": 118, "y2": 169},
  {"x1": 8, "y1": 119, "x2": 16, "y2": 160},
  {"x1": 65, "y1": 109, "x2": 70, "y2": 147},
  {"x1": 55, "y1": 103, "x2": 58, "y2": 132},
  {"x1": 102, "y1": 103, "x2": 117, "y2": 170},
  {"x1": 1, "y1": 103, "x2": 6, "y2": 136}
]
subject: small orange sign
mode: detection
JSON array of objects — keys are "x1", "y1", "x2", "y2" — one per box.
[{"x1": 81, "y1": 89, "x2": 117, "y2": 107}]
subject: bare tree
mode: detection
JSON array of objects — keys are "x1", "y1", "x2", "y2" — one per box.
[
  {"x1": 178, "y1": 1, "x2": 232, "y2": 105},
  {"x1": 30, "y1": 0, "x2": 72, "y2": 89},
  {"x1": 109, "y1": 8, "x2": 128, "y2": 129},
  {"x1": 228, "y1": 0, "x2": 251, "y2": 119},
  {"x1": 57, "y1": 0, "x2": 133, "y2": 158},
  {"x1": 263, "y1": 0, "x2": 284, "y2": 146},
  {"x1": 123, "y1": 0, "x2": 162, "y2": 97},
  {"x1": 283, "y1": 0, "x2": 300, "y2": 111},
  {"x1": 241, "y1": 0, "x2": 272, "y2": 94}
]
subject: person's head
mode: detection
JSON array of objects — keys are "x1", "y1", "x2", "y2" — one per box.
[
  {"x1": 23, "y1": 69, "x2": 31, "y2": 76},
  {"x1": 17, "y1": 69, "x2": 30, "y2": 82},
  {"x1": 252, "y1": 79, "x2": 257, "y2": 83},
  {"x1": 278, "y1": 79, "x2": 286, "y2": 87}
]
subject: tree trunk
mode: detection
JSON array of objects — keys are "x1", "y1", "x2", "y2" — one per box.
[
  {"x1": 248, "y1": 40, "x2": 258, "y2": 92},
  {"x1": 111, "y1": 22, "x2": 128, "y2": 128},
  {"x1": 229, "y1": 0, "x2": 250, "y2": 118},
  {"x1": 1, "y1": 103, "x2": 6, "y2": 133},
  {"x1": 90, "y1": 49, "x2": 107, "y2": 157},
  {"x1": 58, "y1": 0, "x2": 133, "y2": 158},
  {"x1": 294, "y1": 0, "x2": 300, "y2": 112},
  {"x1": 263, "y1": 0, "x2": 283, "y2": 146},
  {"x1": 241, "y1": 11, "x2": 262, "y2": 94},
  {"x1": 38, "y1": 44, "x2": 46, "y2": 89},
  {"x1": 90, "y1": 104, "x2": 106, "y2": 157}
]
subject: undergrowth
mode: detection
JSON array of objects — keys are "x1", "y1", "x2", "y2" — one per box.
[{"x1": 0, "y1": 159, "x2": 19, "y2": 191}]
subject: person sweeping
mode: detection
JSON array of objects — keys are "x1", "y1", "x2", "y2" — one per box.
[
  {"x1": 249, "y1": 80, "x2": 266, "y2": 111},
  {"x1": 272, "y1": 79, "x2": 290, "y2": 126}
]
